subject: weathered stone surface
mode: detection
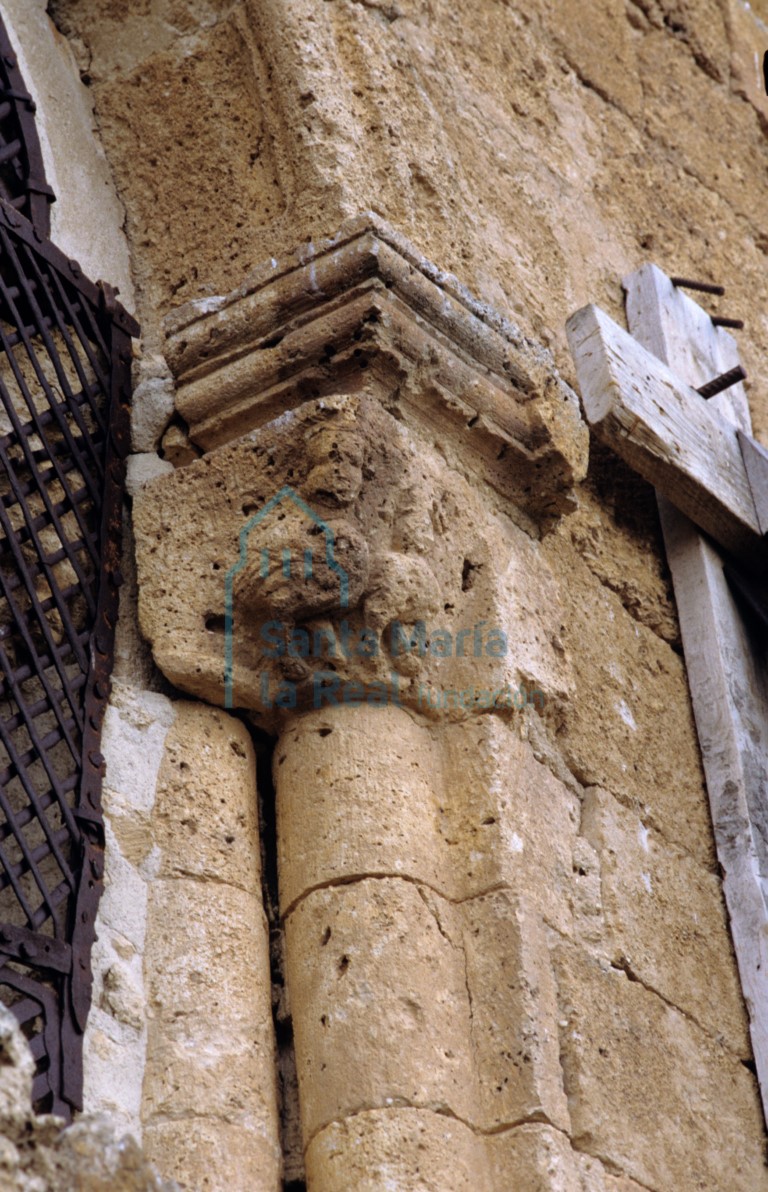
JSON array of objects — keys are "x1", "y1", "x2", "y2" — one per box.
[
  {"x1": 305, "y1": 1107, "x2": 492, "y2": 1192},
  {"x1": 554, "y1": 943, "x2": 768, "y2": 1190},
  {"x1": 142, "y1": 1120, "x2": 277, "y2": 1192},
  {"x1": 442, "y1": 717, "x2": 579, "y2": 934},
  {"x1": 285, "y1": 877, "x2": 568, "y2": 1140},
  {"x1": 486, "y1": 1123, "x2": 583, "y2": 1192},
  {"x1": 542, "y1": 0, "x2": 643, "y2": 118},
  {"x1": 275, "y1": 704, "x2": 449, "y2": 909},
  {"x1": 0, "y1": 1003, "x2": 174, "y2": 1191},
  {"x1": 581, "y1": 785, "x2": 751, "y2": 1055},
  {"x1": 84, "y1": 685, "x2": 176, "y2": 1136},
  {"x1": 134, "y1": 391, "x2": 564, "y2": 726},
  {"x1": 727, "y1": 0, "x2": 768, "y2": 119},
  {"x1": 459, "y1": 892, "x2": 570, "y2": 1133},
  {"x1": 564, "y1": 480, "x2": 679, "y2": 645},
  {"x1": 163, "y1": 214, "x2": 586, "y2": 521},
  {"x1": 276, "y1": 705, "x2": 579, "y2": 921},
  {"x1": 36, "y1": 0, "x2": 768, "y2": 1184},
  {"x1": 160, "y1": 422, "x2": 199, "y2": 468},
  {"x1": 285, "y1": 877, "x2": 477, "y2": 1139},
  {"x1": 142, "y1": 877, "x2": 280, "y2": 1187},
  {"x1": 639, "y1": 29, "x2": 764, "y2": 223},
  {"x1": 66, "y1": 9, "x2": 282, "y2": 325},
  {"x1": 574, "y1": 1151, "x2": 654, "y2": 1191},
  {"x1": 126, "y1": 452, "x2": 174, "y2": 497},
  {"x1": 101, "y1": 683, "x2": 176, "y2": 819},
  {"x1": 307, "y1": 1112, "x2": 592, "y2": 1192},
  {"x1": 139, "y1": 702, "x2": 280, "y2": 1191},
  {"x1": 545, "y1": 536, "x2": 716, "y2": 864},
  {"x1": 152, "y1": 702, "x2": 262, "y2": 894},
  {"x1": 131, "y1": 355, "x2": 176, "y2": 453}
]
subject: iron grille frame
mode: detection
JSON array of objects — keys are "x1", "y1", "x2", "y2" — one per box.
[
  {"x1": 0, "y1": 13, "x2": 139, "y2": 1119},
  {"x1": 0, "y1": 199, "x2": 138, "y2": 1118},
  {"x1": 0, "y1": 19, "x2": 55, "y2": 238}
]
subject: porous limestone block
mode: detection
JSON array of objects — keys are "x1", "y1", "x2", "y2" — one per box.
[
  {"x1": 485, "y1": 1123, "x2": 583, "y2": 1192},
  {"x1": 727, "y1": 0, "x2": 768, "y2": 120},
  {"x1": 306, "y1": 1112, "x2": 588, "y2": 1192},
  {"x1": 142, "y1": 1007, "x2": 272, "y2": 1124},
  {"x1": 152, "y1": 701, "x2": 262, "y2": 895},
  {"x1": 285, "y1": 877, "x2": 477, "y2": 1139},
  {"x1": 574, "y1": 1152, "x2": 655, "y2": 1191},
  {"x1": 639, "y1": 25, "x2": 765, "y2": 222},
  {"x1": 495, "y1": 526, "x2": 575, "y2": 704},
  {"x1": 142, "y1": 878, "x2": 279, "y2": 1191},
  {"x1": 562, "y1": 485, "x2": 679, "y2": 646},
  {"x1": 285, "y1": 877, "x2": 568, "y2": 1140},
  {"x1": 459, "y1": 891, "x2": 570, "y2": 1133},
  {"x1": 305, "y1": 1107, "x2": 491, "y2": 1192},
  {"x1": 534, "y1": 0, "x2": 643, "y2": 119},
  {"x1": 581, "y1": 785, "x2": 750, "y2": 1056},
  {"x1": 546, "y1": 538, "x2": 715, "y2": 865},
  {"x1": 276, "y1": 704, "x2": 449, "y2": 911},
  {"x1": 87, "y1": 14, "x2": 283, "y2": 313},
  {"x1": 442, "y1": 717, "x2": 579, "y2": 933},
  {"x1": 142, "y1": 1119, "x2": 278, "y2": 1192},
  {"x1": 554, "y1": 943, "x2": 768, "y2": 1191},
  {"x1": 276, "y1": 707, "x2": 579, "y2": 932}
]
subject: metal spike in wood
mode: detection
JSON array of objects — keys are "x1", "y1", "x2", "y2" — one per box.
[
  {"x1": 565, "y1": 301, "x2": 764, "y2": 564},
  {"x1": 569, "y1": 260, "x2": 768, "y2": 1128}
]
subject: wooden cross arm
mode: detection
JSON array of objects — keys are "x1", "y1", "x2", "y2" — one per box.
[{"x1": 566, "y1": 303, "x2": 767, "y2": 566}]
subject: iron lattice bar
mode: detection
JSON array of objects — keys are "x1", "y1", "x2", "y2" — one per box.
[
  {"x1": 0, "y1": 24, "x2": 55, "y2": 239},
  {"x1": 0, "y1": 196, "x2": 136, "y2": 1119}
]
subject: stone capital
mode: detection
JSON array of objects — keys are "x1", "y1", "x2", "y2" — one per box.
[{"x1": 135, "y1": 218, "x2": 586, "y2": 726}]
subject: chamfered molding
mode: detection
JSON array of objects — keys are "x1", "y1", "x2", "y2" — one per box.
[{"x1": 164, "y1": 213, "x2": 587, "y2": 525}]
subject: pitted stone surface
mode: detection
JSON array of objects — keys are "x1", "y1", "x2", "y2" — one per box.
[
  {"x1": 0, "y1": 1004, "x2": 175, "y2": 1191},
  {"x1": 35, "y1": 1, "x2": 768, "y2": 1188}
]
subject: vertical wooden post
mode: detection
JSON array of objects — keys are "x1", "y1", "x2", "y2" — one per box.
[{"x1": 624, "y1": 264, "x2": 768, "y2": 1125}]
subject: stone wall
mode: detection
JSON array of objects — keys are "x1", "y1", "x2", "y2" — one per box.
[{"x1": 3, "y1": 1, "x2": 768, "y2": 1190}]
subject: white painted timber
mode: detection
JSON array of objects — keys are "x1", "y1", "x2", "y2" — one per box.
[
  {"x1": 623, "y1": 262, "x2": 768, "y2": 1127},
  {"x1": 566, "y1": 301, "x2": 763, "y2": 563}
]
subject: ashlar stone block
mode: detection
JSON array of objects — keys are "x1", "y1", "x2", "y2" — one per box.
[{"x1": 553, "y1": 943, "x2": 768, "y2": 1191}]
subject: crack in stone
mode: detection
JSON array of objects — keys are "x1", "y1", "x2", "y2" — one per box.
[
  {"x1": 282, "y1": 871, "x2": 510, "y2": 923},
  {"x1": 303, "y1": 1098, "x2": 564, "y2": 1153},
  {"x1": 608, "y1": 954, "x2": 750, "y2": 1062}
]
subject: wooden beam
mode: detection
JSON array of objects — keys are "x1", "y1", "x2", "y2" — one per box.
[
  {"x1": 566, "y1": 301, "x2": 764, "y2": 563},
  {"x1": 623, "y1": 262, "x2": 768, "y2": 1128}
]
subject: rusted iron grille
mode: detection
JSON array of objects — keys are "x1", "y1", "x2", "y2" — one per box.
[
  {"x1": 0, "y1": 199, "x2": 136, "y2": 1119},
  {"x1": 0, "y1": 20, "x2": 55, "y2": 238}
]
